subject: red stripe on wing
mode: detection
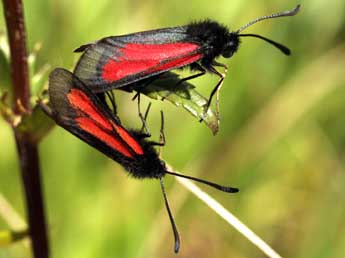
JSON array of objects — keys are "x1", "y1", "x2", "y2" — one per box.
[
  {"x1": 77, "y1": 117, "x2": 133, "y2": 158},
  {"x1": 102, "y1": 59, "x2": 157, "y2": 82},
  {"x1": 67, "y1": 88, "x2": 144, "y2": 157},
  {"x1": 68, "y1": 89, "x2": 112, "y2": 130},
  {"x1": 122, "y1": 42, "x2": 199, "y2": 59},
  {"x1": 148, "y1": 53, "x2": 202, "y2": 74},
  {"x1": 111, "y1": 122, "x2": 144, "y2": 155},
  {"x1": 101, "y1": 42, "x2": 201, "y2": 82}
]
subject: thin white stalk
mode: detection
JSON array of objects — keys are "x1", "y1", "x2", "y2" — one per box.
[
  {"x1": 0, "y1": 194, "x2": 26, "y2": 229},
  {"x1": 176, "y1": 177, "x2": 283, "y2": 258},
  {"x1": 0, "y1": 193, "x2": 29, "y2": 247}
]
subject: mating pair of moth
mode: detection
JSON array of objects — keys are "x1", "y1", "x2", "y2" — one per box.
[{"x1": 41, "y1": 5, "x2": 300, "y2": 253}]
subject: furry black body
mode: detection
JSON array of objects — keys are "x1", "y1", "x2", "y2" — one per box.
[{"x1": 185, "y1": 20, "x2": 240, "y2": 66}]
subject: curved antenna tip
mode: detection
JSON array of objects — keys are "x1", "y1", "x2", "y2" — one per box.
[
  {"x1": 224, "y1": 187, "x2": 239, "y2": 193},
  {"x1": 237, "y1": 4, "x2": 302, "y2": 33},
  {"x1": 292, "y1": 4, "x2": 302, "y2": 15},
  {"x1": 174, "y1": 241, "x2": 180, "y2": 253}
]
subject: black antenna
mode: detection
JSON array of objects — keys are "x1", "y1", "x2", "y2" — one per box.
[
  {"x1": 236, "y1": 5, "x2": 301, "y2": 55},
  {"x1": 165, "y1": 171, "x2": 239, "y2": 193},
  {"x1": 239, "y1": 33, "x2": 291, "y2": 55},
  {"x1": 237, "y1": 5, "x2": 301, "y2": 33},
  {"x1": 159, "y1": 177, "x2": 180, "y2": 253}
]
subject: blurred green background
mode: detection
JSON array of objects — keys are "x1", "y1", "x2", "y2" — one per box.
[{"x1": 1, "y1": 1, "x2": 345, "y2": 258}]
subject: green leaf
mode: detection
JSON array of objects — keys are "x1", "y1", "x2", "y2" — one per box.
[{"x1": 139, "y1": 72, "x2": 219, "y2": 135}]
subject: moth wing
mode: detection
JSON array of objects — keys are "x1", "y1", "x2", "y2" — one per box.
[
  {"x1": 73, "y1": 27, "x2": 203, "y2": 92},
  {"x1": 47, "y1": 68, "x2": 143, "y2": 159}
]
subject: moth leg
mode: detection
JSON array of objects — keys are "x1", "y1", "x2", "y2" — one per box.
[
  {"x1": 95, "y1": 92, "x2": 121, "y2": 124},
  {"x1": 132, "y1": 76, "x2": 160, "y2": 98},
  {"x1": 133, "y1": 78, "x2": 158, "y2": 133},
  {"x1": 176, "y1": 63, "x2": 206, "y2": 85},
  {"x1": 131, "y1": 92, "x2": 139, "y2": 101},
  {"x1": 212, "y1": 61, "x2": 228, "y2": 70},
  {"x1": 205, "y1": 64, "x2": 227, "y2": 116},
  {"x1": 161, "y1": 64, "x2": 206, "y2": 101},
  {"x1": 105, "y1": 91, "x2": 117, "y2": 115},
  {"x1": 137, "y1": 94, "x2": 152, "y2": 137},
  {"x1": 149, "y1": 110, "x2": 166, "y2": 148},
  {"x1": 159, "y1": 110, "x2": 166, "y2": 146}
]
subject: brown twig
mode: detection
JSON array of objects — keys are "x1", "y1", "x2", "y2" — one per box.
[
  {"x1": 2, "y1": 0, "x2": 49, "y2": 257},
  {"x1": 2, "y1": 0, "x2": 30, "y2": 111}
]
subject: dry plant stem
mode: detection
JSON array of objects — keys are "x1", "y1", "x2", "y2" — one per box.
[
  {"x1": 2, "y1": 0, "x2": 49, "y2": 258},
  {"x1": 176, "y1": 177, "x2": 283, "y2": 258},
  {"x1": 0, "y1": 194, "x2": 30, "y2": 248},
  {"x1": 0, "y1": 194, "x2": 27, "y2": 230}
]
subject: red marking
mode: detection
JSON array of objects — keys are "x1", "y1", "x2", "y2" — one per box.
[
  {"x1": 102, "y1": 42, "x2": 201, "y2": 82},
  {"x1": 68, "y1": 89, "x2": 112, "y2": 130},
  {"x1": 68, "y1": 88, "x2": 144, "y2": 156},
  {"x1": 122, "y1": 42, "x2": 199, "y2": 60},
  {"x1": 102, "y1": 59, "x2": 157, "y2": 82},
  {"x1": 148, "y1": 53, "x2": 202, "y2": 74},
  {"x1": 77, "y1": 117, "x2": 133, "y2": 158},
  {"x1": 111, "y1": 122, "x2": 144, "y2": 155}
]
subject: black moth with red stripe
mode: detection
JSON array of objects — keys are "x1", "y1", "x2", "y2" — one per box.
[
  {"x1": 74, "y1": 5, "x2": 300, "y2": 111},
  {"x1": 40, "y1": 68, "x2": 238, "y2": 253},
  {"x1": 42, "y1": 68, "x2": 163, "y2": 178}
]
